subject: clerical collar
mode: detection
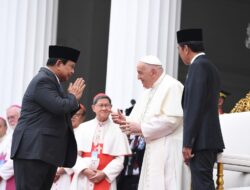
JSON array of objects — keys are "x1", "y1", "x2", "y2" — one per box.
[
  {"x1": 44, "y1": 66, "x2": 60, "y2": 84},
  {"x1": 190, "y1": 52, "x2": 205, "y2": 64},
  {"x1": 95, "y1": 118, "x2": 110, "y2": 126},
  {"x1": 152, "y1": 72, "x2": 165, "y2": 89}
]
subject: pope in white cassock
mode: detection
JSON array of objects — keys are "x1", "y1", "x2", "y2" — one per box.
[
  {"x1": 112, "y1": 55, "x2": 191, "y2": 190},
  {"x1": 70, "y1": 93, "x2": 131, "y2": 190}
]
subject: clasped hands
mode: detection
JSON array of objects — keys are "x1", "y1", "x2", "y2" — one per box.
[
  {"x1": 111, "y1": 110, "x2": 142, "y2": 135},
  {"x1": 68, "y1": 78, "x2": 86, "y2": 101},
  {"x1": 82, "y1": 168, "x2": 106, "y2": 184}
]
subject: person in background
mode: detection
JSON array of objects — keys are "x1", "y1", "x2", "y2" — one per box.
[
  {"x1": 112, "y1": 55, "x2": 190, "y2": 190},
  {"x1": 70, "y1": 93, "x2": 131, "y2": 190},
  {"x1": 6, "y1": 105, "x2": 21, "y2": 134},
  {"x1": 0, "y1": 104, "x2": 22, "y2": 190},
  {"x1": 218, "y1": 90, "x2": 230, "y2": 114},
  {"x1": 11, "y1": 45, "x2": 85, "y2": 190},
  {"x1": 51, "y1": 104, "x2": 87, "y2": 190},
  {"x1": 177, "y1": 28, "x2": 225, "y2": 190},
  {"x1": 0, "y1": 117, "x2": 9, "y2": 190}
]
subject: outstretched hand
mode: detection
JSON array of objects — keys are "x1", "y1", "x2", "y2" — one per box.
[
  {"x1": 111, "y1": 109, "x2": 126, "y2": 125},
  {"x1": 68, "y1": 78, "x2": 86, "y2": 101}
]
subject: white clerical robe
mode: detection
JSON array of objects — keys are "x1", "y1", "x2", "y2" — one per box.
[
  {"x1": 70, "y1": 118, "x2": 131, "y2": 190},
  {"x1": 129, "y1": 73, "x2": 191, "y2": 190},
  {"x1": 51, "y1": 128, "x2": 78, "y2": 190},
  {"x1": 0, "y1": 133, "x2": 15, "y2": 190},
  {"x1": 51, "y1": 168, "x2": 73, "y2": 190}
]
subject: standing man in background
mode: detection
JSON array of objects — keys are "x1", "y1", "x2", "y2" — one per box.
[
  {"x1": 0, "y1": 117, "x2": 9, "y2": 190},
  {"x1": 71, "y1": 93, "x2": 131, "y2": 190},
  {"x1": 11, "y1": 45, "x2": 85, "y2": 190},
  {"x1": 6, "y1": 105, "x2": 21, "y2": 135},
  {"x1": 177, "y1": 28, "x2": 225, "y2": 190},
  {"x1": 0, "y1": 105, "x2": 21, "y2": 190}
]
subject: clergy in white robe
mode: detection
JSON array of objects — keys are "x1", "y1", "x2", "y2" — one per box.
[
  {"x1": 51, "y1": 104, "x2": 86, "y2": 190},
  {"x1": 112, "y1": 55, "x2": 191, "y2": 190},
  {"x1": 0, "y1": 117, "x2": 15, "y2": 190},
  {"x1": 70, "y1": 94, "x2": 131, "y2": 190},
  {"x1": 0, "y1": 105, "x2": 21, "y2": 190}
]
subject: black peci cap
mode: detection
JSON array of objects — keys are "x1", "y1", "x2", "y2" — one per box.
[
  {"x1": 49, "y1": 45, "x2": 80, "y2": 62},
  {"x1": 177, "y1": 28, "x2": 203, "y2": 44}
]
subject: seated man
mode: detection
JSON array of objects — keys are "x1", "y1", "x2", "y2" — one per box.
[
  {"x1": 51, "y1": 104, "x2": 87, "y2": 190},
  {"x1": 71, "y1": 93, "x2": 131, "y2": 190}
]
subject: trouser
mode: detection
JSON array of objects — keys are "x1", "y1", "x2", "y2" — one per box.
[
  {"x1": 190, "y1": 150, "x2": 217, "y2": 190},
  {"x1": 117, "y1": 175, "x2": 139, "y2": 190},
  {"x1": 14, "y1": 158, "x2": 57, "y2": 190}
]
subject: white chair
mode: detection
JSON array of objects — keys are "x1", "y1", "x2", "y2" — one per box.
[{"x1": 215, "y1": 112, "x2": 250, "y2": 189}]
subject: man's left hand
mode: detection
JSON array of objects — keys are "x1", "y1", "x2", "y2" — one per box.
[{"x1": 182, "y1": 147, "x2": 194, "y2": 165}]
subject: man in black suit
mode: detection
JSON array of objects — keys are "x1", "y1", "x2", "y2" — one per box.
[
  {"x1": 176, "y1": 29, "x2": 225, "y2": 190},
  {"x1": 11, "y1": 45, "x2": 85, "y2": 190}
]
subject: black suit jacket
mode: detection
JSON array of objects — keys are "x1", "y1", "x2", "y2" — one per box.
[
  {"x1": 11, "y1": 67, "x2": 78, "y2": 167},
  {"x1": 182, "y1": 55, "x2": 225, "y2": 153}
]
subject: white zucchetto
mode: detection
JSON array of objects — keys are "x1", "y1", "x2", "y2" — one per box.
[{"x1": 139, "y1": 55, "x2": 162, "y2": 66}]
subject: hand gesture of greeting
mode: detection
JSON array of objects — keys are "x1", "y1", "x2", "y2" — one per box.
[{"x1": 68, "y1": 78, "x2": 86, "y2": 101}]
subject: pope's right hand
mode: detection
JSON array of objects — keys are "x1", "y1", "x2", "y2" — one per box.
[{"x1": 111, "y1": 109, "x2": 126, "y2": 125}]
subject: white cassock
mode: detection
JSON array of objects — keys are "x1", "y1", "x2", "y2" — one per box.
[
  {"x1": 50, "y1": 168, "x2": 73, "y2": 190},
  {"x1": 129, "y1": 73, "x2": 191, "y2": 190},
  {"x1": 70, "y1": 118, "x2": 131, "y2": 190},
  {"x1": 0, "y1": 133, "x2": 15, "y2": 190},
  {"x1": 51, "y1": 128, "x2": 79, "y2": 190}
]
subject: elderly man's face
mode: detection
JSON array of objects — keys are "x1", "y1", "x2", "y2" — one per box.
[
  {"x1": 7, "y1": 107, "x2": 20, "y2": 128},
  {"x1": 137, "y1": 62, "x2": 154, "y2": 89},
  {"x1": 92, "y1": 98, "x2": 112, "y2": 122}
]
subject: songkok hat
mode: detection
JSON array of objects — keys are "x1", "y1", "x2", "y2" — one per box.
[
  {"x1": 93, "y1": 93, "x2": 111, "y2": 104},
  {"x1": 177, "y1": 28, "x2": 203, "y2": 44},
  {"x1": 220, "y1": 90, "x2": 231, "y2": 99},
  {"x1": 49, "y1": 45, "x2": 80, "y2": 62},
  {"x1": 139, "y1": 55, "x2": 162, "y2": 66}
]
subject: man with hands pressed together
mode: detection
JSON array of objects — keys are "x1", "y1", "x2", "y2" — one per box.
[{"x1": 11, "y1": 45, "x2": 85, "y2": 190}]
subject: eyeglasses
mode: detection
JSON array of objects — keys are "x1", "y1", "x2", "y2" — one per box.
[{"x1": 95, "y1": 104, "x2": 112, "y2": 109}]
